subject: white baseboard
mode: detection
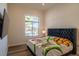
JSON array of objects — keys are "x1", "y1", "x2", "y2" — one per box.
[{"x1": 8, "y1": 42, "x2": 26, "y2": 47}]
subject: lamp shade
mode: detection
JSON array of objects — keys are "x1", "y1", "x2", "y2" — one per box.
[{"x1": 42, "y1": 30, "x2": 46, "y2": 34}]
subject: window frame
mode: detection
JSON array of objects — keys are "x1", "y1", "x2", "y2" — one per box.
[{"x1": 25, "y1": 16, "x2": 39, "y2": 37}]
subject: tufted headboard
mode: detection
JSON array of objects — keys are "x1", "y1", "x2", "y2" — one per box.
[{"x1": 48, "y1": 28, "x2": 77, "y2": 54}]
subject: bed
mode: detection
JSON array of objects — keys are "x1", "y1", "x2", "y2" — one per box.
[{"x1": 27, "y1": 28, "x2": 77, "y2": 56}]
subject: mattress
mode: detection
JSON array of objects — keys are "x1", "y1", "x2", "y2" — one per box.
[
  {"x1": 27, "y1": 36, "x2": 73, "y2": 56},
  {"x1": 27, "y1": 39, "x2": 35, "y2": 53},
  {"x1": 27, "y1": 37, "x2": 46, "y2": 54},
  {"x1": 36, "y1": 43, "x2": 73, "y2": 56}
]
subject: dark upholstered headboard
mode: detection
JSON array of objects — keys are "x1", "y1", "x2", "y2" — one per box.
[{"x1": 48, "y1": 28, "x2": 77, "y2": 54}]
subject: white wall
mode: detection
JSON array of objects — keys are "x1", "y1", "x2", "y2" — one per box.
[
  {"x1": 7, "y1": 4, "x2": 45, "y2": 46},
  {"x1": 0, "y1": 36, "x2": 8, "y2": 56},
  {"x1": 0, "y1": 3, "x2": 7, "y2": 16},
  {"x1": 45, "y1": 4, "x2": 79, "y2": 45},
  {"x1": 0, "y1": 3, "x2": 8, "y2": 56}
]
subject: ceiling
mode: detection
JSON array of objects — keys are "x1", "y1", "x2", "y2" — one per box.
[{"x1": 8, "y1": 3, "x2": 58, "y2": 11}]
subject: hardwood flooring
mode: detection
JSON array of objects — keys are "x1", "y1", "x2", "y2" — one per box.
[{"x1": 8, "y1": 44, "x2": 33, "y2": 56}]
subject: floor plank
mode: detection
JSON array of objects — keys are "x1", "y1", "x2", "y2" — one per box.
[{"x1": 8, "y1": 44, "x2": 33, "y2": 56}]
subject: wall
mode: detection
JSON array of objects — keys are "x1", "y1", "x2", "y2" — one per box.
[
  {"x1": 0, "y1": 3, "x2": 7, "y2": 15},
  {"x1": 45, "y1": 4, "x2": 79, "y2": 45},
  {"x1": 8, "y1": 3, "x2": 79, "y2": 46},
  {"x1": 0, "y1": 36, "x2": 8, "y2": 56},
  {"x1": 7, "y1": 4, "x2": 45, "y2": 46},
  {"x1": 0, "y1": 3, "x2": 8, "y2": 56}
]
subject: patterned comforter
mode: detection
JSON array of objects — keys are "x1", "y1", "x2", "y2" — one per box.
[{"x1": 27, "y1": 36, "x2": 73, "y2": 56}]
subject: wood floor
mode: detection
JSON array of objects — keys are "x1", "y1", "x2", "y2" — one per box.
[
  {"x1": 8, "y1": 44, "x2": 33, "y2": 56},
  {"x1": 8, "y1": 44, "x2": 79, "y2": 56}
]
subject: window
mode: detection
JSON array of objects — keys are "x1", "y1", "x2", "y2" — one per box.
[{"x1": 25, "y1": 16, "x2": 39, "y2": 36}]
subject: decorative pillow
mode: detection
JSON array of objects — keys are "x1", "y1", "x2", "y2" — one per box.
[
  {"x1": 53, "y1": 37, "x2": 72, "y2": 47},
  {"x1": 46, "y1": 36, "x2": 72, "y2": 47},
  {"x1": 47, "y1": 36, "x2": 57, "y2": 45}
]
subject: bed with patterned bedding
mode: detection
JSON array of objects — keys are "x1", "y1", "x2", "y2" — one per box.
[{"x1": 27, "y1": 36, "x2": 73, "y2": 56}]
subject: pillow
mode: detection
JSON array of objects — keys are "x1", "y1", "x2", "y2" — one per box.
[
  {"x1": 46, "y1": 36, "x2": 73, "y2": 47},
  {"x1": 50, "y1": 37, "x2": 72, "y2": 47},
  {"x1": 47, "y1": 36, "x2": 57, "y2": 45}
]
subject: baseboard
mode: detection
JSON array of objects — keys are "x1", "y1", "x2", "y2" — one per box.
[{"x1": 8, "y1": 42, "x2": 26, "y2": 48}]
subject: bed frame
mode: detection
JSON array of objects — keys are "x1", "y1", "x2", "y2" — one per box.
[
  {"x1": 27, "y1": 28, "x2": 77, "y2": 56},
  {"x1": 48, "y1": 28, "x2": 77, "y2": 55}
]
